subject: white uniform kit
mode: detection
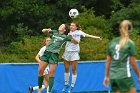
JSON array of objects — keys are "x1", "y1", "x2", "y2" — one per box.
[{"x1": 62, "y1": 30, "x2": 86, "y2": 61}]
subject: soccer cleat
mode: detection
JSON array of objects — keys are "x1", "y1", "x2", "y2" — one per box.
[
  {"x1": 62, "y1": 84, "x2": 69, "y2": 92},
  {"x1": 28, "y1": 86, "x2": 33, "y2": 93},
  {"x1": 68, "y1": 86, "x2": 74, "y2": 93}
]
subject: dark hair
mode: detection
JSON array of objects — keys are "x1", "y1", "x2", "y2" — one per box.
[{"x1": 64, "y1": 24, "x2": 70, "y2": 35}]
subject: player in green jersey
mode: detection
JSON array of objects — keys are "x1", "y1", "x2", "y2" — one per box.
[
  {"x1": 104, "y1": 20, "x2": 140, "y2": 93},
  {"x1": 38, "y1": 24, "x2": 78, "y2": 93}
]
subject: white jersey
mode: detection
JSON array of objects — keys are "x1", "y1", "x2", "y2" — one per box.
[
  {"x1": 38, "y1": 46, "x2": 50, "y2": 75},
  {"x1": 65, "y1": 30, "x2": 86, "y2": 52},
  {"x1": 38, "y1": 46, "x2": 46, "y2": 56}
]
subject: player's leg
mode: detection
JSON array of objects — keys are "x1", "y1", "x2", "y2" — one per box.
[
  {"x1": 62, "y1": 59, "x2": 71, "y2": 92},
  {"x1": 38, "y1": 61, "x2": 48, "y2": 93},
  {"x1": 64, "y1": 60, "x2": 70, "y2": 85},
  {"x1": 29, "y1": 67, "x2": 49, "y2": 93},
  {"x1": 44, "y1": 74, "x2": 49, "y2": 92},
  {"x1": 44, "y1": 74, "x2": 49, "y2": 88},
  {"x1": 68, "y1": 52, "x2": 79, "y2": 93},
  {"x1": 124, "y1": 87, "x2": 136, "y2": 93},
  {"x1": 48, "y1": 64, "x2": 57, "y2": 92},
  {"x1": 48, "y1": 53, "x2": 59, "y2": 93},
  {"x1": 69, "y1": 60, "x2": 78, "y2": 91}
]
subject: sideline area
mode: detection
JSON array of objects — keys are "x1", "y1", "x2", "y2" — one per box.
[{"x1": 0, "y1": 60, "x2": 140, "y2": 93}]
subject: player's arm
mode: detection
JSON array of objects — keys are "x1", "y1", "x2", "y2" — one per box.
[
  {"x1": 35, "y1": 54, "x2": 41, "y2": 63},
  {"x1": 130, "y1": 56, "x2": 140, "y2": 86},
  {"x1": 71, "y1": 38, "x2": 78, "y2": 44},
  {"x1": 104, "y1": 55, "x2": 111, "y2": 87},
  {"x1": 129, "y1": 42, "x2": 140, "y2": 86},
  {"x1": 85, "y1": 33, "x2": 102, "y2": 40},
  {"x1": 67, "y1": 34, "x2": 78, "y2": 44},
  {"x1": 42, "y1": 28, "x2": 52, "y2": 33}
]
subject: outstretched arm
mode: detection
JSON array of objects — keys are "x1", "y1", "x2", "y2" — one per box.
[
  {"x1": 42, "y1": 28, "x2": 52, "y2": 33},
  {"x1": 85, "y1": 33, "x2": 102, "y2": 40}
]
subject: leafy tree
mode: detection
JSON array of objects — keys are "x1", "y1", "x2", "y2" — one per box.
[{"x1": 109, "y1": 3, "x2": 140, "y2": 36}]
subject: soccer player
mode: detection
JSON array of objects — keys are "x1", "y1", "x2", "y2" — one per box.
[
  {"x1": 104, "y1": 20, "x2": 140, "y2": 93},
  {"x1": 38, "y1": 24, "x2": 78, "y2": 93},
  {"x1": 62, "y1": 22, "x2": 102, "y2": 93},
  {"x1": 28, "y1": 37, "x2": 51, "y2": 93}
]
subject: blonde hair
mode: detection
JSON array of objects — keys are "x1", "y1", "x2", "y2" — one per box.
[
  {"x1": 119, "y1": 20, "x2": 133, "y2": 48},
  {"x1": 42, "y1": 37, "x2": 51, "y2": 46}
]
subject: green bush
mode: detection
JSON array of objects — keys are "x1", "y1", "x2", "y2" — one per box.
[{"x1": 0, "y1": 36, "x2": 44, "y2": 63}]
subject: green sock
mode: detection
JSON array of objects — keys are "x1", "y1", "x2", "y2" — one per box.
[
  {"x1": 49, "y1": 77, "x2": 54, "y2": 92},
  {"x1": 38, "y1": 76, "x2": 44, "y2": 88}
]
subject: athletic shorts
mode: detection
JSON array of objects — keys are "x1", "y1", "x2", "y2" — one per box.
[
  {"x1": 62, "y1": 51, "x2": 80, "y2": 61},
  {"x1": 110, "y1": 77, "x2": 135, "y2": 92},
  {"x1": 41, "y1": 51, "x2": 59, "y2": 64},
  {"x1": 43, "y1": 65, "x2": 50, "y2": 75}
]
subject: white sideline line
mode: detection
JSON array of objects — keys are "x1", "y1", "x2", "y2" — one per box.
[
  {"x1": 0, "y1": 60, "x2": 140, "y2": 64},
  {"x1": 0, "y1": 60, "x2": 106, "y2": 64}
]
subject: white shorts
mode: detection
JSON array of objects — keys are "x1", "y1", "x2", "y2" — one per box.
[
  {"x1": 62, "y1": 51, "x2": 80, "y2": 61},
  {"x1": 43, "y1": 65, "x2": 50, "y2": 75}
]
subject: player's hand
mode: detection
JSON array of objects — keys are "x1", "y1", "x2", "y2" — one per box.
[
  {"x1": 67, "y1": 33, "x2": 72, "y2": 36},
  {"x1": 67, "y1": 33, "x2": 72, "y2": 38},
  {"x1": 103, "y1": 77, "x2": 109, "y2": 87},
  {"x1": 99, "y1": 37, "x2": 102, "y2": 40}
]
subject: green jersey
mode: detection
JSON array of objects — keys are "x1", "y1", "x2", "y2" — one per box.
[
  {"x1": 107, "y1": 37, "x2": 137, "y2": 79},
  {"x1": 46, "y1": 30, "x2": 71, "y2": 53}
]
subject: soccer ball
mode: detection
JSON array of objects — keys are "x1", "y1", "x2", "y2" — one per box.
[{"x1": 69, "y1": 9, "x2": 79, "y2": 18}]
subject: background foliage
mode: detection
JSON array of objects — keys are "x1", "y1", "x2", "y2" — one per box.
[{"x1": 0, "y1": 0, "x2": 140, "y2": 63}]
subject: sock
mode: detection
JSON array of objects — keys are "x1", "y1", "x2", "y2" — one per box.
[
  {"x1": 46, "y1": 86, "x2": 49, "y2": 93},
  {"x1": 33, "y1": 86, "x2": 39, "y2": 91},
  {"x1": 38, "y1": 76, "x2": 44, "y2": 89},
  {"x1": 42, "y1": 85, "x2": 45, "y2": 89},
  {"x1": 71, "y1": 74, "x2": 77, "y2": 87},
  {"x1": 33, "y1": 85, "x2": 45, "y2": 91},
  {"x1": 49, "y1": 77, "x2": 54, "y2": 92},
  {"x1": 64, "y1": 72, "x2": 70, "y2": 85}
]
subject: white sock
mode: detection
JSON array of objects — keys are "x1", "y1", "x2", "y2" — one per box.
[
  {"x1": 33, "y1": 85, "x2": 45, "y2": 91},
  {"x1": 46, "y1": 86, "x2": 49, "y2": 93},
  {"x1": 71, "y1": 74, "x2": 77, "y2": 87},
  {"x1": 33, "y1": 86, "x2": 39, "y2": 91},
  {"x1": 41, "y1": 85, "x2": 45, "y2": 90},
  {"x1": 64, "y1": 72, "x2": 70, "y2": 85}
]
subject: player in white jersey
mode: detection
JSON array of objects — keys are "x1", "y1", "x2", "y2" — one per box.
[
  {"x1": 28, "y1": 37, "x2": 51, "y2": 93},
  {"x1": 62, "y1": 22, "x2": 102, "y2": 93}
]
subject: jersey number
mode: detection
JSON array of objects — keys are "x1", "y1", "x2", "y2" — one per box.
[{"x1": 113, "y1": 44, "x2": 120, "y2": 60}]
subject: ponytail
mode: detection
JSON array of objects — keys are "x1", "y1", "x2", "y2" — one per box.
[{"x1": 119, "y1": 20, "x2": 133, "y2": 48}]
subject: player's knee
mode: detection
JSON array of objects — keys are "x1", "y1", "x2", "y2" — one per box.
[{"x1": 49, "y1": 71, "x2": 55, "y2": 77}]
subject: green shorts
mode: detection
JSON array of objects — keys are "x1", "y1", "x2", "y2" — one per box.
[
  {"x1": 41, "y1": 51, "x2": 59, "y2": 64},
  {"x1": 110, "y1": 77, "x2": 135, "y2": 92}
]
